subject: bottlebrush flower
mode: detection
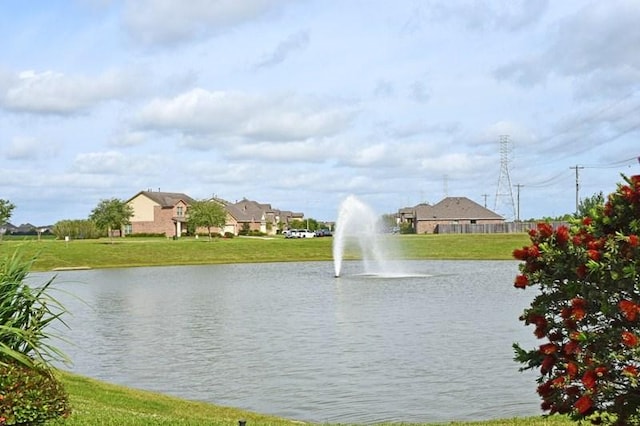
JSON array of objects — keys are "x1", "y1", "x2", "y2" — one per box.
[
  {"x1": 622, "y1": 331, "x2": 639, "y2": 347},
  {"x1": 514, "y1": 274, "x2": 529, "y2": 289},
  {"x1": 619, "y1": 300, "x2": 639, "y2": 321},
  {"x1": 574, "y1": 394, "x2": 593, "y2": 415}
]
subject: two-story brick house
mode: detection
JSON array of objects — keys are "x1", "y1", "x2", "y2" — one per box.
[{"x1": 126, "y1": 190, "x2": 195, "y2": 238}]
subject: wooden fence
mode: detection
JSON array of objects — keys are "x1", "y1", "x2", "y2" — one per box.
[{"x1": 434, "y1": 221, "x2": 569, "y2": 234}]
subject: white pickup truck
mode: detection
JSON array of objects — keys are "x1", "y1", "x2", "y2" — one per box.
[{"x1": 284, "y1": 229, "x2": 315, "y2": 238}]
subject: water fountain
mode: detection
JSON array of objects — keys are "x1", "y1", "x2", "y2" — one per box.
[{"x1": 332, "y1": 195, "x2": 403, "y2": 277}]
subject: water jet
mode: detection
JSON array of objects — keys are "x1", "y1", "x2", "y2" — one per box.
[{"x1": 332, "y1": 195, "x2": 403, "y2": 278}]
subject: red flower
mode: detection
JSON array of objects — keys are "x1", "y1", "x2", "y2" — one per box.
[
  {"x1": 604, "y1": 201, "x2": 613, "y2": 216},
  {"x1": 541, "y1": 355, "x2": 556, "y2": 374},
  {"x1": 587, "y1": 249, "x2": 600, "y2": 261},
  {"x1": 595, "y1": 366, "x2": 608, "y2": 377},
  {"x1": 630, "y1": 235, "x2": 639, "y2": 247},
  {"x1": 563, "y1": 340, "x2": 580, "y2": 355},
  {"x1": 528, "y1": 244, "x2": 540, "y2": 257},
  {"x1": 622, "y1": 331, "x2": 639, "y2": 347},
  {"x1": 621, "y1": 185, "x2": 635, "y2": 202},
  {"x1": 574, "y1": 394, "x2": 593, "y2": 415},
  {"x1": 571, "y1": 298, "x2": 587, "y2": 321},
  {"x1": 540, "y1": 343, "x2": 557, "y2": 355},
  {"x1": 537, "y1": 380, "x2": 553, "y2": 397},
  {"x1": 537, "y1": 222, "x2": 553, "y2": 238},
  {"x1": 513, "y1": 247, "x2": 528, "y2": 260},
  {"x1": 576, "y1": 264, "x2": 587, "y2": 279},
  {"x1": 514, "y1": 274, "x2": 529, "y2": 289},
  {"x1": 623, "y1": 365, "x2": 638, "y2": 377},
  {"x1": 567, "y1": 362, "x2": 578, "y2": 378},
  {"x1": 582, "y1": 217, "x2": 593, "y2": 226},
  {"x1": 619, "y1": 300, "x2": 639, "y2": 321},
  {"x1": 582, "y1": 370, "x2": 597, "y2": 390},
  {"x1": 555, "y1": 226, "x2": 570, "y2": 246}
]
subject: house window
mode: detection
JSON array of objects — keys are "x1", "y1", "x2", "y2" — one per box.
[
  {"x1": 177, "y1": 206, "x2": 184, "y2": 217},
  {"x1": 124, "y1": 224, "x2": 132, "y2": 235}
]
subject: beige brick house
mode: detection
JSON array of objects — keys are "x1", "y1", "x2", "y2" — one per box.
[
  {"x1": 224, "y1": 198, "x2": 303, "y2": 235},
  {"x1": 397, "y1": 196, "x2": 504, "y2": 234},
  {"x1": 126, "y1": 191, "x2": 304, "y2": 237},
  {"x1": 126, "y1": 191, "x2": 195, "y2": 237}
]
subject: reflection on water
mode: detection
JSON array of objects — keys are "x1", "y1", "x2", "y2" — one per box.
[{"x1": 38, "y1": 260, "x2": 541, "y2": 424}]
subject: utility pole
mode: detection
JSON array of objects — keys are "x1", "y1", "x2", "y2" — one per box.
[
  {"x1": 481, "y1": 193, "x2": 489, "y2": 208},
  {"x1": 570, "y1": 165, "x2": 584, "y2": 215},
  {"x1": 514, "y1": 184, "x2": 524, "y2": 221}
]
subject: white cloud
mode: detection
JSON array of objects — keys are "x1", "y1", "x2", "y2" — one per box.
[
  {"x1": 5, "y1": 137, "x2": 42, "y2": 160},
  {"x1": 108, "y1": 130, "x2": 151, "y2": 147},
  {"x1": 1, "y1": 69, "x2": 142, "y2": 114},
  {"x1": 123, "y1": 0, "x2": 288, "y2": 45},
  {"x1": 254, "y1": 30, "x2": 310, "y2": 69},
  {"x1": 494, "y1": 0, "x2": 640, "y2": 92},
  {"x1": 135, "y1": 88, "x2": 357, "y2": 143},
  {"x1": 413, "y1": 0, "x2": 548, "y2": 33}
]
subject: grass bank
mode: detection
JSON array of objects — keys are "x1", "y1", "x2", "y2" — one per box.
[
  {"x1": 0, "y1": 233, "x2": 530, "y2": 272},
  {"x1": 54, "y1": 371, "x2": 570, "y2": 426}
]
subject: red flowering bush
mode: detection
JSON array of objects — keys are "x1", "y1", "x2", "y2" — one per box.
[{"x1": 514, "y1": 175, "x2": 640, "y2": 424}]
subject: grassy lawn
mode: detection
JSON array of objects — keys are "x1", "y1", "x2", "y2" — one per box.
[
  {"x1": 0, "y1": 233, "x2": 530, "y2": 272},
  {"x1": 54, "y1": 371, "x2": 571, "y2": 426}
]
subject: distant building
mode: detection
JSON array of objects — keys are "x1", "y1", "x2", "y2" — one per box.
[
  {"x1": 224, "y1": 198, "x2": 303, "y2": 235},
  {"x1": 126, "y1": 190, "x2": 305, "y2": 237},
  {"x1": 127, "y1": 190, "x2": 195, "y2": 237},
  {"x1": 397, "y1": 197, "x2": 504, "y2": 234}
]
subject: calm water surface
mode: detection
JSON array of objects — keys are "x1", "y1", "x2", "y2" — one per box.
[{"x1": 40, "y1": 260, "x2": 541, "y2": 424}]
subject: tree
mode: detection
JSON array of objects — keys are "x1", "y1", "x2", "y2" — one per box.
[
  {"x1": 513, "y1": 175, "x2": 640, "y2": 424},
  {"x1": 0, "y1": 199, "x2": 15, "y2": 242},
  {"x1": 89, "y1": 198, "x2": 133, "y2": 243},
  {"x1": 577, "y1": 191, "x2": 605, "y2": 219},
  {"x1": 187, "y1": 200, "x2": 227, "y2": 241}
]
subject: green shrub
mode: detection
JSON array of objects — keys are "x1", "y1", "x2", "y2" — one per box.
[
  {"x1": 51, "y1": 220, "x2": 100, "y2": 240},
  {"x1": 223, "y1": 232, "x2": 234, "y2": 239},
  {"x1": 513, "y1": 174, "x2": 640, "y2": 424},
  {"x1": 0, "y1": 362, "x2": 70, "y2": 425},
  {"x1": 0, "y1": 250, "x2": 70, "y2": 425},
  {"x1": 0, "y1": 251, "x2": 69, "y2": 367},
  {"x1": 126, "y1": 232, "x2": 166, "y2": 238}
]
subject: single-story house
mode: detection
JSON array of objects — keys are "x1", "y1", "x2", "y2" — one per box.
[{"x1": 397, "y1": 196, "x2": 504, "y2": 234}]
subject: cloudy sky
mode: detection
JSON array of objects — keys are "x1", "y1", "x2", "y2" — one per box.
[{"x1": 1, "y1": 1, "x2": 639, "y2": 226}]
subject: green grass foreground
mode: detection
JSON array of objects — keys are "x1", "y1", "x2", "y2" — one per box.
[
  {"x1": 54, "y1": 371, "x2": 571, "y2": 426},
  {"x1": 0, "y1": 233, "x2": 530, "y2": 272},
  {"x1": 5, "y1": 233, "x2": 565, "y2": 425}
]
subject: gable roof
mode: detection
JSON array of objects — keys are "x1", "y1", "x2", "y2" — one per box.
[
  {"x1": 129, "y1": 191, "x2": 195, "y2": 208},
  {"x1": 429, "y1": 197, "x2": 503, "y2": 220}
]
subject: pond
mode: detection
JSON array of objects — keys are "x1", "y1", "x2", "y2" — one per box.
[{"x1": 41, "y1": 260, "x2": 541, "y2": 424}]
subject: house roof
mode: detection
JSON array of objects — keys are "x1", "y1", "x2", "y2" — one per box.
[
  {"x1": 225, "y1": 199, "x2": 304, "y2": 223},
  {"x1": 402, "y1": 197, "x2": 503, "y2": 220},
  {"x1": 428, "y1": 197, "x2": 503, "y2": 220},
  {"x1": 130, "y1": 191, "x2": 195, "y2": 208}
]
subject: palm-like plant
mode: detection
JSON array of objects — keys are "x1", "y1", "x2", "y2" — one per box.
[{"x1": 0, "y1": 250, "x2": 69, "y2": 368}]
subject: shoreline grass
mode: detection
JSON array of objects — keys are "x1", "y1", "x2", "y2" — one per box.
[
  {"x1": 0, "y1": 233, "x2": 530, "y2": 272},
  {"x1": 55, "y1": 370, "x2": 571, "y2": 426}
]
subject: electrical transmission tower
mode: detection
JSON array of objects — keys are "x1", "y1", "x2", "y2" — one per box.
[{"x1": 494, "y1": 135, "x2": 516, "y2": 220}]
